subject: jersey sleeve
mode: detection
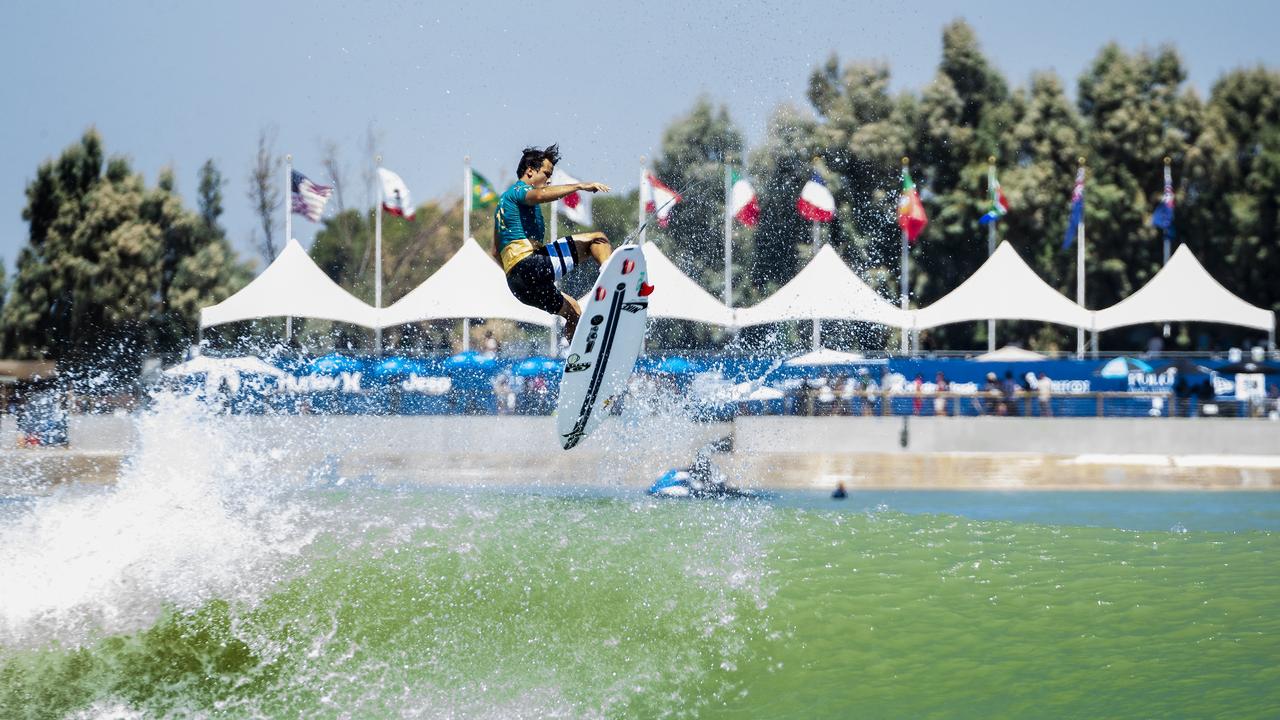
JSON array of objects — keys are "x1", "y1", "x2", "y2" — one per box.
[{"x1": 511, "y1": 182, "x2": 531, "y2": 205}]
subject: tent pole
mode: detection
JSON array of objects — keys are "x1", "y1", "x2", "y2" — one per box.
[
  {"x1": 463, "y1": 318, "x2": 470, "y2": 352},
  {"x1": 812, "y1": 221, "x2": 821, "y2": 351}
]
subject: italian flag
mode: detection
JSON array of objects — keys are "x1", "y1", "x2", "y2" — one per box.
[
  {"x1": 730, "y1": 169, "x2": 759, "y2": 226},
  {"x1": 795, "y1": 171, "x2": 835, "y2": 223},
  {"x1": 897, "y1": 166, "x2": 928, "y2": 244}
]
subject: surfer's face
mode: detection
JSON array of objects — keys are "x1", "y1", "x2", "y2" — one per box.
[{"x1": 528, "y1": 159, "x2": 554, "y2": 188}]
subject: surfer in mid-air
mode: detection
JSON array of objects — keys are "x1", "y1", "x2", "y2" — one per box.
[{"x1": 494, "y1": 144, "x2": 612, "y2": 341}]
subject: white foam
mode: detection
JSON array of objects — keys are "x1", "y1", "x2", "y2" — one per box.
[{"x1": 0, "y1": 392, "x2": 314, "y2": 646}]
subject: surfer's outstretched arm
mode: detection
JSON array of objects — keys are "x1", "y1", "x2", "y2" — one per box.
[{"x1": 523, "y1": 182, "x2": 610, "y2": 205}]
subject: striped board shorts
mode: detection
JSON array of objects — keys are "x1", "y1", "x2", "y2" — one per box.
[{"x1": 506, "y1": 237, "x2": 579, "y2": 315}]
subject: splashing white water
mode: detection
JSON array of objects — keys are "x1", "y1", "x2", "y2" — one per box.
[{"x1": 0, "y1": 392, "x2": 315, "y2": 646}]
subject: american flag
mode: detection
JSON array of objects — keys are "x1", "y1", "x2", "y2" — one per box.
[{"x1": 291, "y1": 170, "x2": 333, "y2": 222}]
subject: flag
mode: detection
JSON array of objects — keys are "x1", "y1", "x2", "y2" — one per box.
[
  {"x1": 1150, "y1": 163, "x2": 1174, "y2": 235},
  {"x1": 796, "y1": 171, "x2": 835, "y2": 223},
  {"x1": 290, "y1": 170, "x2": 332, "y2": 222},
  {"x1": 642, "y1": 172, "x2": 681, "y2": 227},
  {"x1": 730, "y1": 168, "x2": 759, "y2": 226},
  {"x1": 377, "y1": 167, "x2": 415, "y2": 220},
  {"x1": 550, "y1": 167, "x2": 592, "y2": 226},
  {"x1": 471, "y1": 169, "x2": 498, "y2": 208},
  {"x1": 1062, "y1": 167, "x2": 1085, "y2": 249},
  {"x1": 896, "y1": 167, "x2": 928, "y2": 244},
  {"x1": 979, "y1": 166, "x2": 1009, "y2": 225}
]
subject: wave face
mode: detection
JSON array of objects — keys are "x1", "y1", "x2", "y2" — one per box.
[{"x1": 1, "y1": 398, "x2": 1278, "y2": 717}]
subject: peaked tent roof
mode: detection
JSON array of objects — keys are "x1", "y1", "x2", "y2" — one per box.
[
  {"x1": 201, "y1": 238, "x2": 380, "y2": 328},
  {"x1": 641, "y1": 243, "x2": 735, "y2": 326},
  {"x1": 1094, "y1": 244, "x2": 1275, "y2": 332},
  {"x1": 733, "y1": 244, "x2": 912, "y2": 328},
  {"x1": 913, "y1": 242, "x2": 1092, "y2": 330},
  {"x1": 378, "y1": 237, "x2": 554, "y2": 328}
]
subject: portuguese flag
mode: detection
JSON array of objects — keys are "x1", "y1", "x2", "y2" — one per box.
[{"x1": 897, "y1": 166, "x2": 929, "y2": 245}]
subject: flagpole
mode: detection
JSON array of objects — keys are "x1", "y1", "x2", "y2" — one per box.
[
  {"x1": 375, "y1": 154, "x2": 383, "y2": 353},
  {"x1": 812, "y1": 220, "x2": 821, "y2": 351},
  {"x1": 284, "y1": 154, "x2": 293, "y2": 345},
  {"x1": 463, "y1": 156, "x2": 472, "y2": 241},
  {"x1": 900, "y1": 157, "x2": 912, "y2": 356},
  {"x1": 638, "y1": 156, "x2": 647, "y2": 246},
  {"x1": 462, "y1": 156, "x2": 474, "y2": 352},
  {"x1": 1161, "y1": 156, "x2": 1172, "y2": 339},
  {"x1": 723, "y1": 163, "x2": 733, "y2": 308},
  {"x1": 987, "y1": 157, "x2": 997, "y2": 353},
  {"x1": 1076, "y1": 158, "x2": 1086, "y2": 359}
]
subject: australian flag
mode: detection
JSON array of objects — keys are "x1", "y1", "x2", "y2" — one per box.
[
  {"x1": 291, "y1": 170, "x2": 333, "y2": 222},
  {"x1": 1062, "y1": 167, "x2": 1085, "y2": 249},
  {"x1": 1150, "y1": 163, "x2": 1175, "y2": 237}
]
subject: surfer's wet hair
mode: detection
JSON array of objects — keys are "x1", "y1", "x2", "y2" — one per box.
[{"x1": 517, "y1": 144, "x2": 560, "y2": 178}]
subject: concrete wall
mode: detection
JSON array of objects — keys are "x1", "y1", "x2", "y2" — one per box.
[{"x1": 733, "y1": 416, "x2": 1280, "y2": 456}]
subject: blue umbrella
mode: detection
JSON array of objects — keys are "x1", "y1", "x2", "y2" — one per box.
[
  {"x1": 514, "y1": 356, "x2": 562, "y2": 377},
  {"x1": 445, "y1": 350, "x2": 498, "y2": 371},
  {"x1": 308, "y1": 353, "x2": 365, "y2": 374},
  {"x1": 1097, "y1": 356, "x2": 1152, "y2": 379}
]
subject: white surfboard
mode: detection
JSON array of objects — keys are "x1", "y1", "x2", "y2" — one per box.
[{"x1": 555, "y1": 244, "x2": 652, "y2": 449}]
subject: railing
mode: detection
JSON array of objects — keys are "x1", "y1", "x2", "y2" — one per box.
[{"x1": 780, "y1": 390, "x2": 1280, "y2": 419}]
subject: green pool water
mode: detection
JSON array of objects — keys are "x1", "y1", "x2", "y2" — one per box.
[{"x1": 2, "y1": 487, "x2": 1276, "y2": 718}]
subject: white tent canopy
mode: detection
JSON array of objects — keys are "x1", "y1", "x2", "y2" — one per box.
[
  {"x1": 641, "y1": 243, "x2": 735, "y2": 326},
  {"x1": 973, "y1": 346, "x2": 1048, "y2": 362},
  {"x1": 378, "y1": 237, "x2": 555, "y2": 328},
  {"x1": 201, "y1": 238, "x2": 380, "y2": 328},
  {"x1": 733, "y1": 244, "x2": 912, "y2": 328},
  {"x1": 1093, "y1": 244, "x2": 1275, "y2": 333},
  {"x1": 913, "y1": 242, "x2": 1092, "y2": 330}
]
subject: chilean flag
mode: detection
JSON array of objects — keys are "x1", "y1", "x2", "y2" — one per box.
[
  {"x1": 551, "y1": 167, "x2": 592, "y2": 226},
  {"x1": 377, "y1": 167, "x2": 415, "y2": 220},
  {"x1": 731, "y1": 169, "x2": 759, "y2": 227},
  {"x1": 642, "y1": 172, "x2": 681, "y2": 227},
  {"x1": 796, "y1": 171, "x2": 836, "y2": 223}
]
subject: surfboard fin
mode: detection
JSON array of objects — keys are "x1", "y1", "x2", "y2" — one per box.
[{"x1": 639, "y1": 282, "x2": 655, "y2": 297}]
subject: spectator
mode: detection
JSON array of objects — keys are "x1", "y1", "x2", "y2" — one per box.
[
  {"x1": 912, "y1": 373, "x2": 925, "y2": 415},
  {"x1": 482, "y1": 330, "x2": 500, "y2": 357},
  {"x1": 933, "y1": 371, "x2": 949, "y2": 416},
  {"x1": 1001, "y1": 370, "x2": 1019, "y2": 416},
  {"x1": 1037, "y1": 371, "x2": 1053, "y2": 417},
  {"x1": 977, "y1": 372, "x2": 1001, "y2": 415}
]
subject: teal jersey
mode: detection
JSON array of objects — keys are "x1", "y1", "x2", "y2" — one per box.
[{"x1": 495, "y1": 181, "x2": 545, "y2": 252}]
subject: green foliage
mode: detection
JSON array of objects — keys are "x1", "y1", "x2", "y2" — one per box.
[{"x1": 0, "y1": 130, "x2": 247, "y2": 368}]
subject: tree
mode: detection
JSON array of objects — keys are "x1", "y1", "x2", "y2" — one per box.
[
  {"x1": 247, "y1": 126, "x2": 282, "y2": 264},
  {"x1": 2, "y1": 131, "x2": 248, "y2": 371}
]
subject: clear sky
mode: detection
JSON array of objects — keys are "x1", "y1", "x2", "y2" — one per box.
[{"x1": 2, "y1": 1, "x2": 1276, "y2": 268}]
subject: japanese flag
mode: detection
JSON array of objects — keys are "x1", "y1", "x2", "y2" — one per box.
[{"x1": 551, "y1": 167, "x2": 592, "y2": 226}]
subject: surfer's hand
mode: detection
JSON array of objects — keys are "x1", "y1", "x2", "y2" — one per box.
[{"x1": 578, "y1": 182, "x2": 610, "y2": 193}]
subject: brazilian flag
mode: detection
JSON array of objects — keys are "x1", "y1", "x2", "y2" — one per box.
[{"x1": 471, "y1": 170, "x2": 498, "y2": 208}]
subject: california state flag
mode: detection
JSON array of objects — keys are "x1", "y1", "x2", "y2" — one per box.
[
  {"x1": 796, "y1": 171, "x2": 835, "y2": 223},
  {"x1": 377, "y1": 167, "x2": 415, "y2": 220},
  {"x1": 550, "y1": 167, "x2": 592, "y2": 225},
  {"x1": 731, "y1": 169, "x2": 759, "y2": 227},
  {"x1": 642, "y1": 172, "x2": 681, "y2": 227}
]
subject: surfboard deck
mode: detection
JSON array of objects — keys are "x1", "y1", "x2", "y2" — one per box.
[{"x1": 555, "y1": 244, "x2": 651, "y2": 449}]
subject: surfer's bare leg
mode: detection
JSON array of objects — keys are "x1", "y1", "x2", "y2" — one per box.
[
  {"x1": 572, "y1": 232, "x2": 611, "y2": 266},
  {"x1": 558, "y1": 293, "x2": 582, "y2": 341}
]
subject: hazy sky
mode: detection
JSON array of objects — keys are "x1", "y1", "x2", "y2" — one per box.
[{"x1": 2, "y1": 1, "x2": 1277, "y2": 268}]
